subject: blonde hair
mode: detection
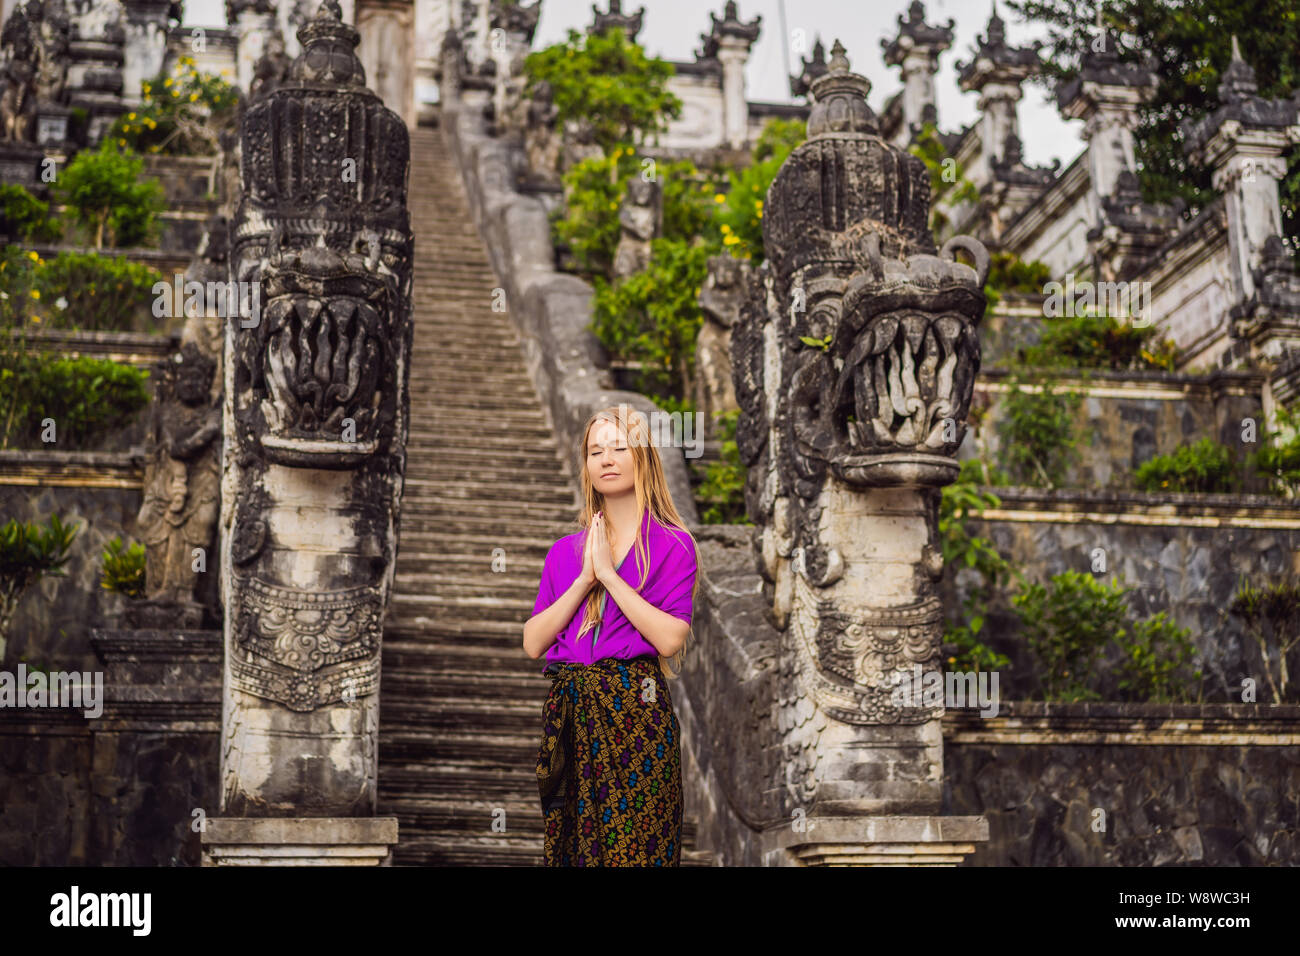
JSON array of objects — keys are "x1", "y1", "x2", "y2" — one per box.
[{"x1": 574, "y1": 405, "x2": 700, "y2": 680}]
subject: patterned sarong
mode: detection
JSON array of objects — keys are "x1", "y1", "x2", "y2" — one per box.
[{"x1": 537, "y1": 655, "x2": 683, "y2": 866}]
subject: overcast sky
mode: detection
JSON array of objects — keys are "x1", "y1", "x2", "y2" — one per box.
[{"x1": 183, "y1": 0, "x2": 1083, "y2": 169}]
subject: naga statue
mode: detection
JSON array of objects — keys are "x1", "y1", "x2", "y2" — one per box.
[
  {"x1": 731, "y1": 42, "x2": 989, "y2": 817},
  {"x1": 219, "y1": 0, "x2": 413, "y2": 816}
]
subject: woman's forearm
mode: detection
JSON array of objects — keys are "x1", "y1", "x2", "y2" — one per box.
[
  {"x1": 599, "y1": 570, "x2": 689, "y2": 659},
  {"x1": 523, "y1": 572, "x2": 595, "y2": 659}
]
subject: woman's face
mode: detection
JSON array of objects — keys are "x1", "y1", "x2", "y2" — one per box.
[{"x1": 588, "y1": 421, "x2": 635, "y2": 497}]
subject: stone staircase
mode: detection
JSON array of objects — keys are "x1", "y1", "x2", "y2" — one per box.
[{"x1": 375, "y1": 125, "x2": 715, "y2": 866}]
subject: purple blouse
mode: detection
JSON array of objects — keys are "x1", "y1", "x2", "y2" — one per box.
[{"x1": 532, "y1": 509, "x2": 697, "y2": 669}]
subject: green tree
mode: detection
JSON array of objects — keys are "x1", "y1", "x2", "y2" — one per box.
[
  {"x1": 1008, "y1": 0, "x2": 1300, "y2": 257},
  {"x1": 523, "y1": 27, "x2": 681, "y2": 154},
  {"x1": 53, "y1": 140, "x2": 165, "y2": 250},
  {"x1": 713, "y1": 118, "x2": 806, "y2": 262}
]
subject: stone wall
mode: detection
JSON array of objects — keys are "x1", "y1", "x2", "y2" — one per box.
[
  {"x1": 950, "y1": 488, "x2": 1300, "y2": 701},
  {"x1": 943, "y1": 702, "x2": 1300, "y2": 865},
  {"x1": 966, "y1": 366, "x2": 1267, "y2": 491},
  {"x1": 0, "y1": 453, "x2": 144, "y2": 668}
]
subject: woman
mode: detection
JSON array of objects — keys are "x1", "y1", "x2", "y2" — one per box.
[{"x1": 522, "y1": 404, "x2": 700, "y2": 866}]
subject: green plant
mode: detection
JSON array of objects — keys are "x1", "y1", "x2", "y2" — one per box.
[
  {"x1": 692, "y1": 408, "x2": 749, "y2": 525},
  {"x1": 0, "y1": 514, "x2": 80, "y2": 648},
  {"x1": 553, "y1": 148, "x2": 639, "y2": 279},
  {"x1": 1133, "y1": 437, "x2": 1240, "y2": 493},
  {"x1": 712, "y1": 118, "x2": 805, "y2": 262},
  {"x1": 100, "y1": 537, "x2": 145, "y2": 598},
  {"x1": 0, "y1": 345, "x2": 150, "y2": 449},
  {"x1": 1013, "y1": 569, "x2": 1202, "y2": 701},
  {"x1": 1251, "y1": 401, "x2": 1300, "y2": 496},
  {"x1": 1013, "y1": 570, "x2": 1131, "y2": 701},
  {"x1": 110, "y1": 55, "x2": 238, "y2": 156},
  {"x1": 524, "y1": 27, "x2": 681, "y2": 154},
  {"x1": 1228, "y1": 574, "x2": 1300, "y2": 702},
  {"x1": 940, "y1": 479, "x2": 1019, "y2": 673},
  {"x1": 956, "y1": 455, "x2": 1011, "y2": 487},
  {"x1": 983, "y1": 250, "x2": 1053, "y2": 314},
  {"x1": 1018, "y1": 311, "x2": 1179, "y2": 371},
  {"x1": 0, "y1": 245, "x2": 42, "y2": 325},
  {"x1": 53, "y1": 140, "x2": 165, "y2": 250},
  {"x1": 997, "y1": 371, "x2": 1086, "y2": 488},
  {"x1": 34, "y1": 251, "x2": 162, "y2": 332},
  {"x1": 1115, "y1": 610, "x2": 1202, "y2": 702},
  {"x1": 908, "y1": 120, "x2": 980, "y2": 236},
  {"x1": 0, "y1": 184, "x2": 62, "y2": 243},
  {"x1": 590, "y1": 237, "x2": 712, "y2": 400}
]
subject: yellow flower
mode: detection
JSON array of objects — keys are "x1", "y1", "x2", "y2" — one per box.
[
  {"x1": 948, "y1": 656, "x2": 956, "y2": 664},
  {"x1": 189, "y1": 92, "x2": 199, "y2": 102},
  {"x1": 27, "y1": 250, "x2": 38, "y2": 261},
  {"x1": 163, "y1": 78, "x2": 172, "y2": 87},
  {"x1": 118, "y1": 138, "x2": 125, "y2": 146},
  {"x1": 29, "y1": 289, "x2": 40, "y2": 299},
  {"x1": 713, "y1": 193, "x2": 725, "y2": 204},
  {"x1": 720, "y1": 223, "x2": 731, "y2": 233},
  {"x1": 723, "y1": 234, "x2": 738, "y2": 246},
  {"x1": 127, "y1": 112, "x2": 136, "y2": 120},
  {"x1": 30, "y1": 314, "x2": 41, "y2": 323}
]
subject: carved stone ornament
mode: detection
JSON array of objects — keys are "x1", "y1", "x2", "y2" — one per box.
[
  {"x1": 223, "y1": 0, "x2": 412, "y2": 713},
  {"x1": 732, "y1": 42, "x2": 987, "y2": 726}
]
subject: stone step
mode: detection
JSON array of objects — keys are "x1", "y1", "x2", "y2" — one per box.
[{"x1": 383, "y1": 639, "x2": 548, "y2": 676}]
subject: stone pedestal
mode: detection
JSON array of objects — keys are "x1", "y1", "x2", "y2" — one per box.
[
  {"x1": 766, "y1": 815, "x2": 988, "y2": 866},
  {"x1": 201, "y1": 817, "x2": 398, "y2": 865},
  {"x1": 0, "y1": 141, "x2": 44, "y2": 187}
]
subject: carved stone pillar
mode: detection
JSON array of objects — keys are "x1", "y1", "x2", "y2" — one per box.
[
  {"x1": 226, "y1": 0, "x2": 277, "y2": 94},
  {"x1": 881, "y1": 1, "x2": 953, "y2": 147},
  {"x1": 65, "y1": 0, "x2": 128, "y2": 143},
  {"x1": 487, "y1": 0, "x2": 538, "y2": 135},
  {"x1": 122, "y1": 0, "x2": 174, "y2": 104},
  {"x1": 732, "y1": 41, "x2": 987, "y2": 865},
  {"x1": 955, "y1": 6, "x2": 1038, "y2": 185},
  {"x1": 694, "y1": 253, "x2": 750, "y2": 438},
  {"x1": 1184, "y1": 37, "x2": 1300, "y2": 309},
  {"x1": 700, "y1": 2, "x2": 760, "y2": 150},
  {"x1": 356, "y1": 0, "x2": 415, "y2": 128},
  {"x1": 210, "y1": 0, "x2": 411, "y2": 862}
]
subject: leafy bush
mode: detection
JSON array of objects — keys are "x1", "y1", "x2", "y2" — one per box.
[
  {"x1": 940, "y1": 480, "x2": 1017, "y2": 673},
  {"x1": 1228, "y1": 575, "x2": 1300, "y2": 702},
  {"x1": 983, "y1": 250, "x2": 1053, "y2": 313},
  {"x1": 1133, "y1": 437, "x2": 1239, "y2": 493},
  {"x1": 523, "y1": 27, "x2": 681, "y2": 154},
  {"x1": 1115, "y1": 611, "x2": 1202, "y2": 703},
  {"x1": 1014, "y1": 571, "x2": 1126, "y2": 701},
  {"x1": 908, "y1": 120, "x2": 980, "y2": 236},
  {"x1": 0, "y1": 514, "x2": 80, "y2": 644},
  {"x1": 590, "y1": 237, "x2": 711, "y2": 400},
  {"x1": 0, "y1": 246, "x2": 42, "y2": 325},
  {"x1": 1251, "y1": 401, "x2": 1300, "y2": 496},
  {"x1": 692, "y1": 409, "x2": 749, "y2": 525},
  {"x1": 0, "y1": 184, "x2": 62, "y2": 243},
  {"x1": 35, "y1": 251, "x2": 162, "y2": 332},
  {"x1": 1013, "y1": 570, "x2": 1201, "y2": 702},
  {"x1": 711, "y1": 118, "x2": 805, "y2": 262},
  {"x1": 53, "y1": 140, "x2": 165, "y2": 250},
  {"x1": 997, "y1": 371, "x2": 1087, "y2": 488},
  {"x1": 1017, "y1": 311, "x2": 1179, "y2": 371},
  {"x1": 110, "y1": 55, "x2": 238, "y2": 156},
  {"x1": 100, "y1": 537, "x2": 145, "y2": 598},
  {"x1": 553, "y1": 148, "x2": 640, "y2": 279},
  {"x1": 0, "y1": 346, "x2": 150, "y2": 449},
  {"x1": 0, "y1": 246, "x2": 162, "y2": 332}
]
